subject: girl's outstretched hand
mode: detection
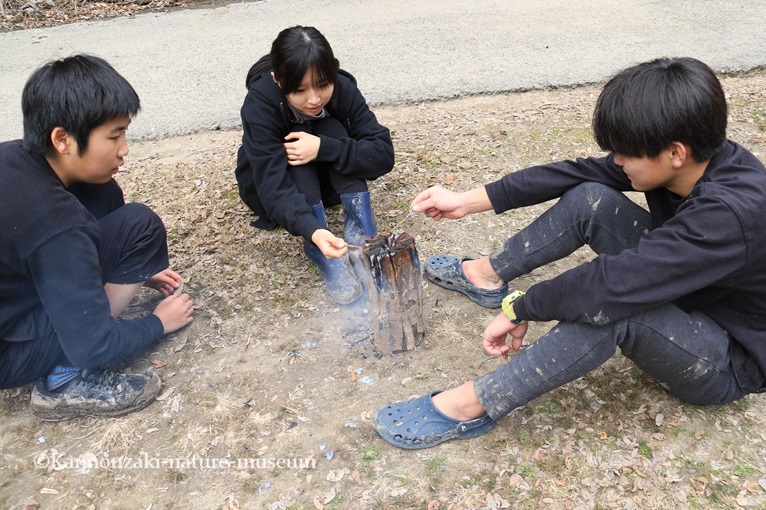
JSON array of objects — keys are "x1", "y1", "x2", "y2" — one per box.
[
  {"x1": 284, "y1": 132, "x2": 321, "y2": 166},
  {"x1": 311, "y1": 229, "x2": 348, "y2": 258}
]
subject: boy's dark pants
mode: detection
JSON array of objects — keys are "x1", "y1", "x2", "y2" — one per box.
[
  {"x1": 0, "y1": 183, "x2": 169, "y2": 389},
  {"x1": 474, "y1": 183, "x2": 746, "y2": 420}
]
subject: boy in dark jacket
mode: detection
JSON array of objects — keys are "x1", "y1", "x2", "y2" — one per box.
[
  {"x1": 374, "y1": 57, "x2": 766, "y2": 449},
  {"x1": 0, "y1": 55, "x2": 194, "y2": 421}
]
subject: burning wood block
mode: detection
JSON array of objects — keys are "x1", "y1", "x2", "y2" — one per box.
[{"x1": 350, "y1": 232, "x2": 425, "y2": 354}]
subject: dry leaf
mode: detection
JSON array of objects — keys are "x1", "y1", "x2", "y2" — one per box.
[
  {"x1": 22, "y1": 497, "x2": 39, "y2": 510},
  {"x1": 151, "y1": 359, "x2": 168, "y2": 368},
  {"x1": 156, "y1": 386, "x2": 175, "y2": 401},
  {"x1": 348, "y1": 366, "x2": 357, "y2": 382},
  {"x1": 326, "y1": 470, "x2": 344, "y2": 482},
  {"x1": 322, "y1": 486, "x2": 336, "y2": 504}
]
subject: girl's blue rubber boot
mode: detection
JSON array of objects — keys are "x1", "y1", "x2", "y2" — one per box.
[
  {"x1": 304, "y1": 201, "x2": 362, "y2": 305},
  {"x1": 341, "y1": 192, "x2": 377, "y2": 245}
]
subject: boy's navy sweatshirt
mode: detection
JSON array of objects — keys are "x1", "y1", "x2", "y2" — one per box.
[
  {"x1": 0, "y1": 141, "x2": 164, "y2": 373},
  {"x1": 235, "y1": 69, "x2": 394, "y2": 241},
  {"x1": 485, "y1": 141, "x2": 766, "y2": 392}
]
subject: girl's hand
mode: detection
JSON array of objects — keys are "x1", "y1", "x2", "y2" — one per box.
[
  {"x1": 482, "y1": 311, "x2": 528, "y2": 359},
  {"x1": 284, "y1": 132, "x2": 321, "y2": 166},
  {"x1": 144, "y1": 268, "x2": 183, "y2": 297},
  {"x1": 311, "y1": 229, "x2": 348, "y2": 258}
]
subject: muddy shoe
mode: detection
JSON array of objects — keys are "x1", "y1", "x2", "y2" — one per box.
[{"x1": 30, "y1": 368, "x2": 161, "y2": 421}]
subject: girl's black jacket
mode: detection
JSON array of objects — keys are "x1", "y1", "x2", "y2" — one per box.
[{"x1": 235, "y1": 69, "x2": 394, "y2": 241}]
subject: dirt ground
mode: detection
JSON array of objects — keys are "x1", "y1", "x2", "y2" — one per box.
[{"x1": 2, "y1": 68, "x2": 766, "y2": 509}]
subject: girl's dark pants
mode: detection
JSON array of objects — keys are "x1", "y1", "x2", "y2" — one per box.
[{"x1": 290, "y1": 117, "x2": 367, "y2": 205}]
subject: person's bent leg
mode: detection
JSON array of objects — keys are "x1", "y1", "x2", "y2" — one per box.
[
  {"x1": 475, "y1": 304, "x2": 744, "y2": 421},
  {"x1": 374, "y1": 303, "x2": 744, "y2": 447},
  {"x1": 0, "y1": 332, "x2": 67, "y2": 389},
  {"x1": 29, "y1": 202, "x2": 168, "y2": 420},
  {"x1": 98, "y1": 202, "x2": 170, "y2": 316},
  {"x1": 428, "y1": 183, "x2": 652, "y2": 308},
  {"x1": 489, "y1": 182, "x2": 652, "y2": 283}
]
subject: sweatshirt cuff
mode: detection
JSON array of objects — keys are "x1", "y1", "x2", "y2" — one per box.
[
  {"x1": 484, "y1": 181, "x2": 509, "y2": 214},
  {"x1": 511, "y1": 294, "x2": 530, "y2": 322},
  {"x1": 316, "y1": 136, "x2": 342, "y2": 163},
  {"x1": 147, "y1": 313, "x2": 166, "y2": 340},
  {"x1": 295, "y1": 214, "x2": 325, "y2": 243}
]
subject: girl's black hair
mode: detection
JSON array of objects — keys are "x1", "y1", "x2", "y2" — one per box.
[
  {"x1": 245, "y1": 26, "x2": 339, "y2": 94},
  {"x1": 593, "y1": 57, "x2": 727, "y2": 162},
  {"x1": 22, "y1": 54, "x2": 140, "y2": 157}
]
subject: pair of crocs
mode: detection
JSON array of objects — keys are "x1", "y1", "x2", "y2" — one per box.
[
  {"x1": 424, "y1": 254, "x2": 507, "y2": 308},
  {"x1": 374, "y1": 391, "x2": 495, "y2": 449}
]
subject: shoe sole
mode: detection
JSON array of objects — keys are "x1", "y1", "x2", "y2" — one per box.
[{"x1": 30, "y1": 373, "x2": 162, "y2": 422}]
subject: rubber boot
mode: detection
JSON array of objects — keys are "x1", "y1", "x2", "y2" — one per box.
[
  {"x1": 341, "y1": 192, "x2": 377, "y2": 246},
  {"x1": 304, "y1": 201, "x2": 362, "y2": 305}
]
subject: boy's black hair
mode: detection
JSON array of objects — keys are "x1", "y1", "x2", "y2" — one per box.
[
  {"x1": 264, "y1": 26, "x2": 339, "y2": 96},
  {"x1": 593, "y1": 57, "x2": 727, "y2": 162},
  {"x1": 22, "y1": 54, "x2": 140, "y2": 157}
]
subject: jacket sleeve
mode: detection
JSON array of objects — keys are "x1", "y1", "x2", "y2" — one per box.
[
  {"x1": 514, "y1": 195, "x2": 747, "y2": 326},
  {"x1": 240, "y1": 90, "x2": 324, "y2": 241},
  {"x1": 485, "y1": 154, "x2": 634, "y2": 213},
  {"x1": 27, "y1": 226, "x2": 165, "y2": 369},
  {"x1": 315, "y1": 78, "x2": 395, "y2": 180}
]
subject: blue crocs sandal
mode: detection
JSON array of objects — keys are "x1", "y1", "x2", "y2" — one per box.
[
  {"x1": 424, "y1": 254, "x2": 508, "y2": 308},
  {"x1": 374, "y1": 390, "x2": 496, "y2": 449}
]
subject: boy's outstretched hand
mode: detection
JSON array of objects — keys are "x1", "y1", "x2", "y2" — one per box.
[
  {"x1": 483, "y1": 311, "x2": 528, "y2": 359},
  {"x1": 410, "y1": 185, "x2": 493, "y2": 221},
  {"x1": 144, "y1": 268, "x2": 183, "y2": 297},
  {"x1": 311, "y1": 228, "x2": 348, "y2": 258}
]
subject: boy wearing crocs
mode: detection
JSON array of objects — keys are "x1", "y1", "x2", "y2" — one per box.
[
  {"x1": 0, "y1": 55, "x2": 194, "y2": 420},
  {"x1": 375, "y1": 57, "x2": 766, "y2": 448}
]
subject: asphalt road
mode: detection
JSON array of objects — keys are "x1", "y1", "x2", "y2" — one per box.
[{"x1": 1, "y1": 0, "x2": 765, "y2": 141}]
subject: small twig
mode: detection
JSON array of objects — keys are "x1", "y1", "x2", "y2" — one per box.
[
  {"x1": 277, "y1": 402, "x2": 300, "y2": 414},
  {"x1": 345, "y1": 243, "x2": 364, "y2": 251}
]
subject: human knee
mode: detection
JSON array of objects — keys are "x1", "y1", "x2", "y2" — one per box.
[
  {"x1": 561, "y1": 182, "x2": 626, "y2": 216},
  {"x1": 312, "y1": 116, "x2": 348, "y2": 138},
  {"x1": 121, "y1": 202, "x2": 164, "y2": 231}
]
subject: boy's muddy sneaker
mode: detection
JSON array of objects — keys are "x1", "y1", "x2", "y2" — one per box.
[{"x1": 30, "y1": 367, "x2": 161, "y2": 421}]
